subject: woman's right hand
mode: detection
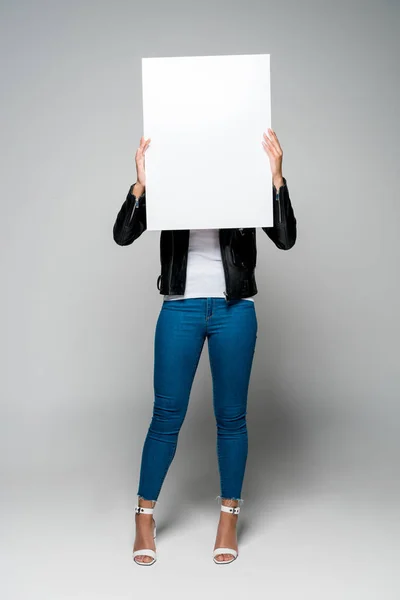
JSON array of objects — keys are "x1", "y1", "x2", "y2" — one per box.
[{"x1": 135, "y1": 136, "x2": 151, "y2": 188}]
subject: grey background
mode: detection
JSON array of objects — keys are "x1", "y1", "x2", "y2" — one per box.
[{"x1": 1, "y1": 0, "x2": 399, "y2": 598}]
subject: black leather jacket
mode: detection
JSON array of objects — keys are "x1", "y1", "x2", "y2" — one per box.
[{"x1": 113, "y1": 178, "x2": 297, "y2": 301}]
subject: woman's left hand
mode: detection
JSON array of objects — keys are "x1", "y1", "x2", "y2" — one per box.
[{"x1": 262, "y1": 128, "x2": 284, "y2": 189}]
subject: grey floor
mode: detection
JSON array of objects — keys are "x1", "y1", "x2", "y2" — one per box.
[{"x1": 2, "y1": 427, "x2": 399, "y2": 600}]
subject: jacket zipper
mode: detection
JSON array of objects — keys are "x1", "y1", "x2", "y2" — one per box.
[
  {"x1": 276, "y1": 189, "x2": 282, "y2": 224},
  {"x1": 219, "y1": 230, "x2": 231, "y2": 302},
  {"x1": 276, "y1": 186, "x2": 289, "y2": 247},
  {"x1": 128, "y1": 196, "x2": 140, "y2": 225},
  {"x1": 168, "y1": 231, "x2": 175, "y2": 293}
]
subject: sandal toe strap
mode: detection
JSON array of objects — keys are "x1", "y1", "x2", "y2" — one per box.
[
  {"x1": 213, "y1": 547, "x2": 238, "y2": 558},
  {"x1": 133, "y1": 549, "x2": 156, "y2": 560}
]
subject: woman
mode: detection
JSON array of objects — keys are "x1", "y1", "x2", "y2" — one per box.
[{"x1": 113, "y1": 130, "x2": 297, "y2": 565}]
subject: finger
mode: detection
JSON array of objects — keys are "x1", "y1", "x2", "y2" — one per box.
[
  {"x1": 263, "y1": 131, "x2": 278, "y2": 151},
  {"x1": 265, "y1": 130, "x2": 280, "y2": 154},
  {"x1": 143, "y1": 141, "x2": 150, "y2": 154},
  {"x1": 268, "y1": 129, "x2": 283, "y2": 153},
  {"x1": 262, "y1": 137, "x2": 279, "y2": 157},
  {"x1": 268, "y1": 138, "x2": 282, "y2": 157},
  {"x1": 137, "y1": 138, "x2": 147, "y2": 155},
  {"x1": 262, "y1": 138, "x2": 273, "y2": 152},
  {"x1": 261, "y1": 141, "x2": 275, "y2": 159}
]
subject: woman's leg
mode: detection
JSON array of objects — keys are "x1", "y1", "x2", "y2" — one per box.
[
  {"x1": 138, "y1": 298, "x2": 205, "y2": 501},
  {"x1": 137, "y1": 299, "x2": 207, "y2": 501},
  {"x1": 134, "y1": 299, "x2": 206, "y2": 562},
  {"x1": 207, "y1": 298, "x2": 257, "y2": 561}
]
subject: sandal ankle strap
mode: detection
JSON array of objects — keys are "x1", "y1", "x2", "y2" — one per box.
[
  {"x1": 135, "y1": 506, "x2": 154, "y2": 515},
  {"x1": 220, "y1": 505, "x2": 240, "y2": 515}
]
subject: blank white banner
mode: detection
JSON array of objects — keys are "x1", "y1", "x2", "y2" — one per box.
[{"x1": 141, "y1": 53, "x2": 272, "y2": 231}]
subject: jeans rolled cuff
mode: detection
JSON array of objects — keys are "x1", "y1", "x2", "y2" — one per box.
[{"x1": 215, "y1": 495, "x2": 244, "y2": 507}]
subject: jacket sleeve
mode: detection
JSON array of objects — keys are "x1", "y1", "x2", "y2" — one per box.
[
  {"x1": 113, "y1": 184, "x2": 147, "y2": 246},
  {"x1": 262, "y1": 178, "x2": 297, "y2": 250}
]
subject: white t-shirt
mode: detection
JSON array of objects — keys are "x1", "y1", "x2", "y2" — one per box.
[{"x1": 164, "y1": 228, "x2": 255, "y2": 302}]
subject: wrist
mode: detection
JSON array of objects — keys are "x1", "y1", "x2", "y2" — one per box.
[
  {"x1": 132, "y1": 181, "x2": 145, "y2": 197},
  {"x1": 273, "y1": 175, "x2": 284, "y2": 189}
]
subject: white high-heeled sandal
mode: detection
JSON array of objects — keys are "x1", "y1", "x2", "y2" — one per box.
[
  {"x1": 213, "y1": 504, "x2": 240, "y2": 564},
  {"x1": 132, "y1": 503, "x2": 157, "y2": 566}
]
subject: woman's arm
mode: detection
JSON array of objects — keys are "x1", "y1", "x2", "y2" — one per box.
[
  {"x1": 113, "y1": 183, "x2": 147, "y2": 245},
  {"x1": 261, "y1": 129, "x2": 297, "y2": 250},
  {"x1": 262, "y1": 178, "x2": 297, "y2": 250},
  {"x1": 112, "y1": 137, "x2": 151, "y2": 246}
]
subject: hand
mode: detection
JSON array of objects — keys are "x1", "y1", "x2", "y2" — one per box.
[
  {"x1": 262, "y1": 128, "x2": 284, "y2": 188},
  {"x1": 135, "y1": 136, "x2": 151, "y2": 187}
]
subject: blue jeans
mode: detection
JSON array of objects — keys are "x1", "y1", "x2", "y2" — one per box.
[{"x1": 137, "y1": 297, "x2": 258, "y2": 502}]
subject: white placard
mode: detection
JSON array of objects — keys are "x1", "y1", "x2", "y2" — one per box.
[{"x1": 141, "y1": 53, "x2": 272, "y2": 230}]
